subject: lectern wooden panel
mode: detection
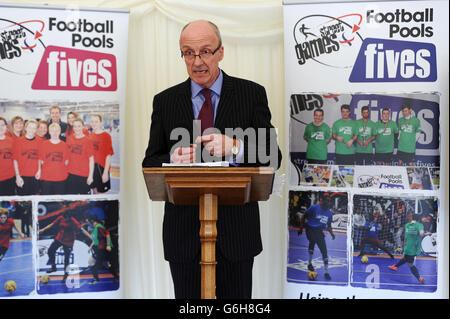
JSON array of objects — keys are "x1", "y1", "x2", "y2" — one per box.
[{"x1": 142, "y1": 167, "x2": 274, "y2": 299}]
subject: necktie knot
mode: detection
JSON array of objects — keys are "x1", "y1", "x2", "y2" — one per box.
[{"x1": 201, "y1": 88, "x2": 211, "y2": 100}]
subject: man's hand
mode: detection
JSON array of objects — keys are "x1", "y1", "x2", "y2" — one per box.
[
  {"x1": 195, "y1": 134, "x2": 236, "y2": 157},
  {"x1": 172, "y1": 144, "x2": 197, "y2": 163}
]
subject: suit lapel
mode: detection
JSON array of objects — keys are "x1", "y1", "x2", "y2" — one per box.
[
  {"x1": 176, "y1": 78, "x2": 195, "y2": 125},
  {"x1": 214, "y1": 72, "x2": 235, "y2": 130}
]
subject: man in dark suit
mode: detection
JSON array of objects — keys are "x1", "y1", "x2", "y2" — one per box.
[
  {"x1": 46, "y1": 105, "x2": 67, "y2": 141},
  {"x1": 142, "y1": 20, "x2": 282, "y2": 299}
]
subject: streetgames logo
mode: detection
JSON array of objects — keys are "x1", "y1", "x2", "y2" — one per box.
[
  {"x1": 293, "y1": 14, "x2": 363, "y2": 68},
  {"x1": 357, "y1": 174, "x2": 405, "y2": 189},
  {"x1": 357, "y1": 174, "x2": 380, "y2": 188},
  {"x1": 0, "y1": 18, "x2": 46, "y2": 75}
]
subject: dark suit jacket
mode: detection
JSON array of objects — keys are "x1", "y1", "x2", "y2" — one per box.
[{"x1": 142, "y1": 71, "x2": 282, "y2": 263}]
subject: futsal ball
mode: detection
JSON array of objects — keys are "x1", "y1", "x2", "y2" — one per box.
[
  {"x1": 396, "y1": 247, "x2": 403, "y2": 253},
  {"x1": 361, "y1": 255, "x2": 369, "y2": 264},
  {"x1": 88, "y1": 256, "x2": 96, "y2": 267},
  {"x1": 4, "y1": 280, "x2": 16, "y2": 294},
  {"x1": 307, "y1": 271, "x2": 318, "y2": 281},
  {"x1": 40, "y1": 275, "x2": 50, "y2": 284}
]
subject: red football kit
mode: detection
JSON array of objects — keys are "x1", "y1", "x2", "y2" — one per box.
[
  {"x1": 53, "y1": 215, "x2": 82, "y2": 248},
  {"x1": 0, "y1": 137, "x2": 14, "y2": 181},
  {"x1": 67, "y1": 135, "x2": 94, "y2": 177},
  {"x1": 90, "y1": 132, "x2": 114, "y2": 169},
  {"x1": 12, "y1": 136, "x2": 40, "y2": 177},
  {"x1": 40, "y1": 140, "x2": 69, "y2": 181},
  {"x1": 0, "y1": 218, "x2": 14, "y2": 249}
]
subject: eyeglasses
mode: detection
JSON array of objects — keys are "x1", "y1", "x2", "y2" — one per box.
[{"x1": 180, "y1": 44, "x2": 221, "y2": 62}]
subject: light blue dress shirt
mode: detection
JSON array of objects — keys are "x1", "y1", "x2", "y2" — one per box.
[
  {"x1": 190, "y1": 69, "x2": 243, "y2": 165},
  {"x1": 191, "y1": 69, "x2": 223, "y2": 122}
]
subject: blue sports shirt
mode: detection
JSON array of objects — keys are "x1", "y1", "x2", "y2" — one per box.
[{"x1": 305, "y1": 204, "x2": 333, "y2": 230}]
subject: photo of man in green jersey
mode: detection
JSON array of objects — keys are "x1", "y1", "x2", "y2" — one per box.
[
  {"x1": 374, "y1": 108, "x2": 398, "y2": 165},
  {"x1": 397, "y1": 103, "x2": 422, "y2": 166},
  {"x1": 303, "y1": 109, "x2": 331, "y2": 164},
  {"x1": 355, "y1": 106, "x2": 376, "y2": 165},
  {"x1": 389, "y1": 214, "x2": 431, "y2": 284},
  {"x1": 332, "y1": 104, "x2": 357, "y2": 165}
]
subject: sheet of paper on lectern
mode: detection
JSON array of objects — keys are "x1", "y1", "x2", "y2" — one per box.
[{"x1": 162, "y1": 161, "x2": 230, "y2": 167}]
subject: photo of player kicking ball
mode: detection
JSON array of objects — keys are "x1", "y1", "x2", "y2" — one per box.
[
  {"x1": 388, "y1": 214, "x2": 431, "y2": 284},
  {"x1": 351, "y1": 194, "x2": 438, "y2": 293}
]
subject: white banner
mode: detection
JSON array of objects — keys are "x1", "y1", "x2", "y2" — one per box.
[
  {"x1": 284, "y1": 0, "x2": 448, "y2": 299},
  {"x1": 0, "y1": 3, "x2": 128, "y2": 299}
]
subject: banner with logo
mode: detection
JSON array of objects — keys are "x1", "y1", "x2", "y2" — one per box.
[
  {"x1": 0, "y1": 4, "x2": 128, "y2": 298},
  {"x1": 284, "y1": 0, "x2": 447, "y2": 298}
]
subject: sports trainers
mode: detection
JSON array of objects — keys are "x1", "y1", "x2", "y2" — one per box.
[
  {"x1": 388, "y1": 265, "x2": 398, "y2": 271},
  {"x1": 89, "y1": 279, "x2": 100, "y2": 285},
  {"x1": 46, "y1": 266, "x2": 57, "y2": 273},
  {"x1": 307, "y1": 264, "x2": 315, "y2": 271},
  {"x1": 419, "y1": 277, "x2": 425, "y2": 284},
  {"x1": 324, "y1": 273, "x2": 331, "y2": 280}
]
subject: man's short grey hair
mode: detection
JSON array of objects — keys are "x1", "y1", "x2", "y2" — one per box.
[{"x1": 180, "y1": 20, "x2": 222, "y2": 47}]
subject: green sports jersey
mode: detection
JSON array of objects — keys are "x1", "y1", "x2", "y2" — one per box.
[
  {"x1": 398, "y1": 116, "x2": 421, "y2": 153},
  {"x1": 375, "y1": 120, "x2": 398, "y2": 153},
  {"x1": 403, "y1": 221, "x2": 424, "y2": 256},
  {"x1": 304, "y1": 122, "x2": 331, "y2": 161},
  {"x1": 332, "y1": 119, "x2": 357, "y2": 155},
  {"x1": 355, "y1": 119, "x2": 376, "y2": 154}
]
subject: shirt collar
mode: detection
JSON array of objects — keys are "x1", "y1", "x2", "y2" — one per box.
[{"x1": 191, "y1": 69, "x2": 223, "y2": 98}]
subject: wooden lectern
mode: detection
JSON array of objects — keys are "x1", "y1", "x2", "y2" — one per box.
[{"x1": 142, "y1": 166, "x2": 275, "y2": 299}]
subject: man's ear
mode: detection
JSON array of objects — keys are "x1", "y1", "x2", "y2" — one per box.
[{"x1": 218, "y1": 46, "x2": 224, "y2": 62}]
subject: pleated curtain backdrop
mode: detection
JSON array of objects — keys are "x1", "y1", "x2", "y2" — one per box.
[{"x1": 3, "y1": 0, "x2": 287, "y2": 298}]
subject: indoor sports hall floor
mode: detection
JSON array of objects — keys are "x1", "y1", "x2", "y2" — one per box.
[
  {"x1": 287, "y1": 227, "x2": 437, "y2": 293},
  {"x1": 351, "y1": 253, "x2": 437, "y2": 293},
  {"x1": 287, "y1": 228, "x2": 348, "y2": 286},
  {"x1": 0, "y1": 238, "x2": 34, "y2": 297},
  {"x1": 36, "y1": 272, "x2": 119, "y2": 295}
]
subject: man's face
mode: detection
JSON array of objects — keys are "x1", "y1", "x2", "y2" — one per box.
[
  {"x1": 402, "y1": 107, "x2": 411, "y2": 118},
  {"x1": 50, "y1": 108, "x2": 61, "y2": 122},
  {"x1": 382, "y1": 110, "x2": 390, "y2": 122},
  {"x1": 180, "y1": 21, "x2": 224, "y2": 88},
  {"x1": 341, "y1": 108, "x2": 350, "y2": 120},
  {"x1": 361, "y1": 109, "x2": 370, "y2": 119},
  {"x1": 321, "y1": 196, "x2": 331, "y2": 209},
  {"x1": 313, "y1": 111, "x2": 323, "y2": 125}
]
